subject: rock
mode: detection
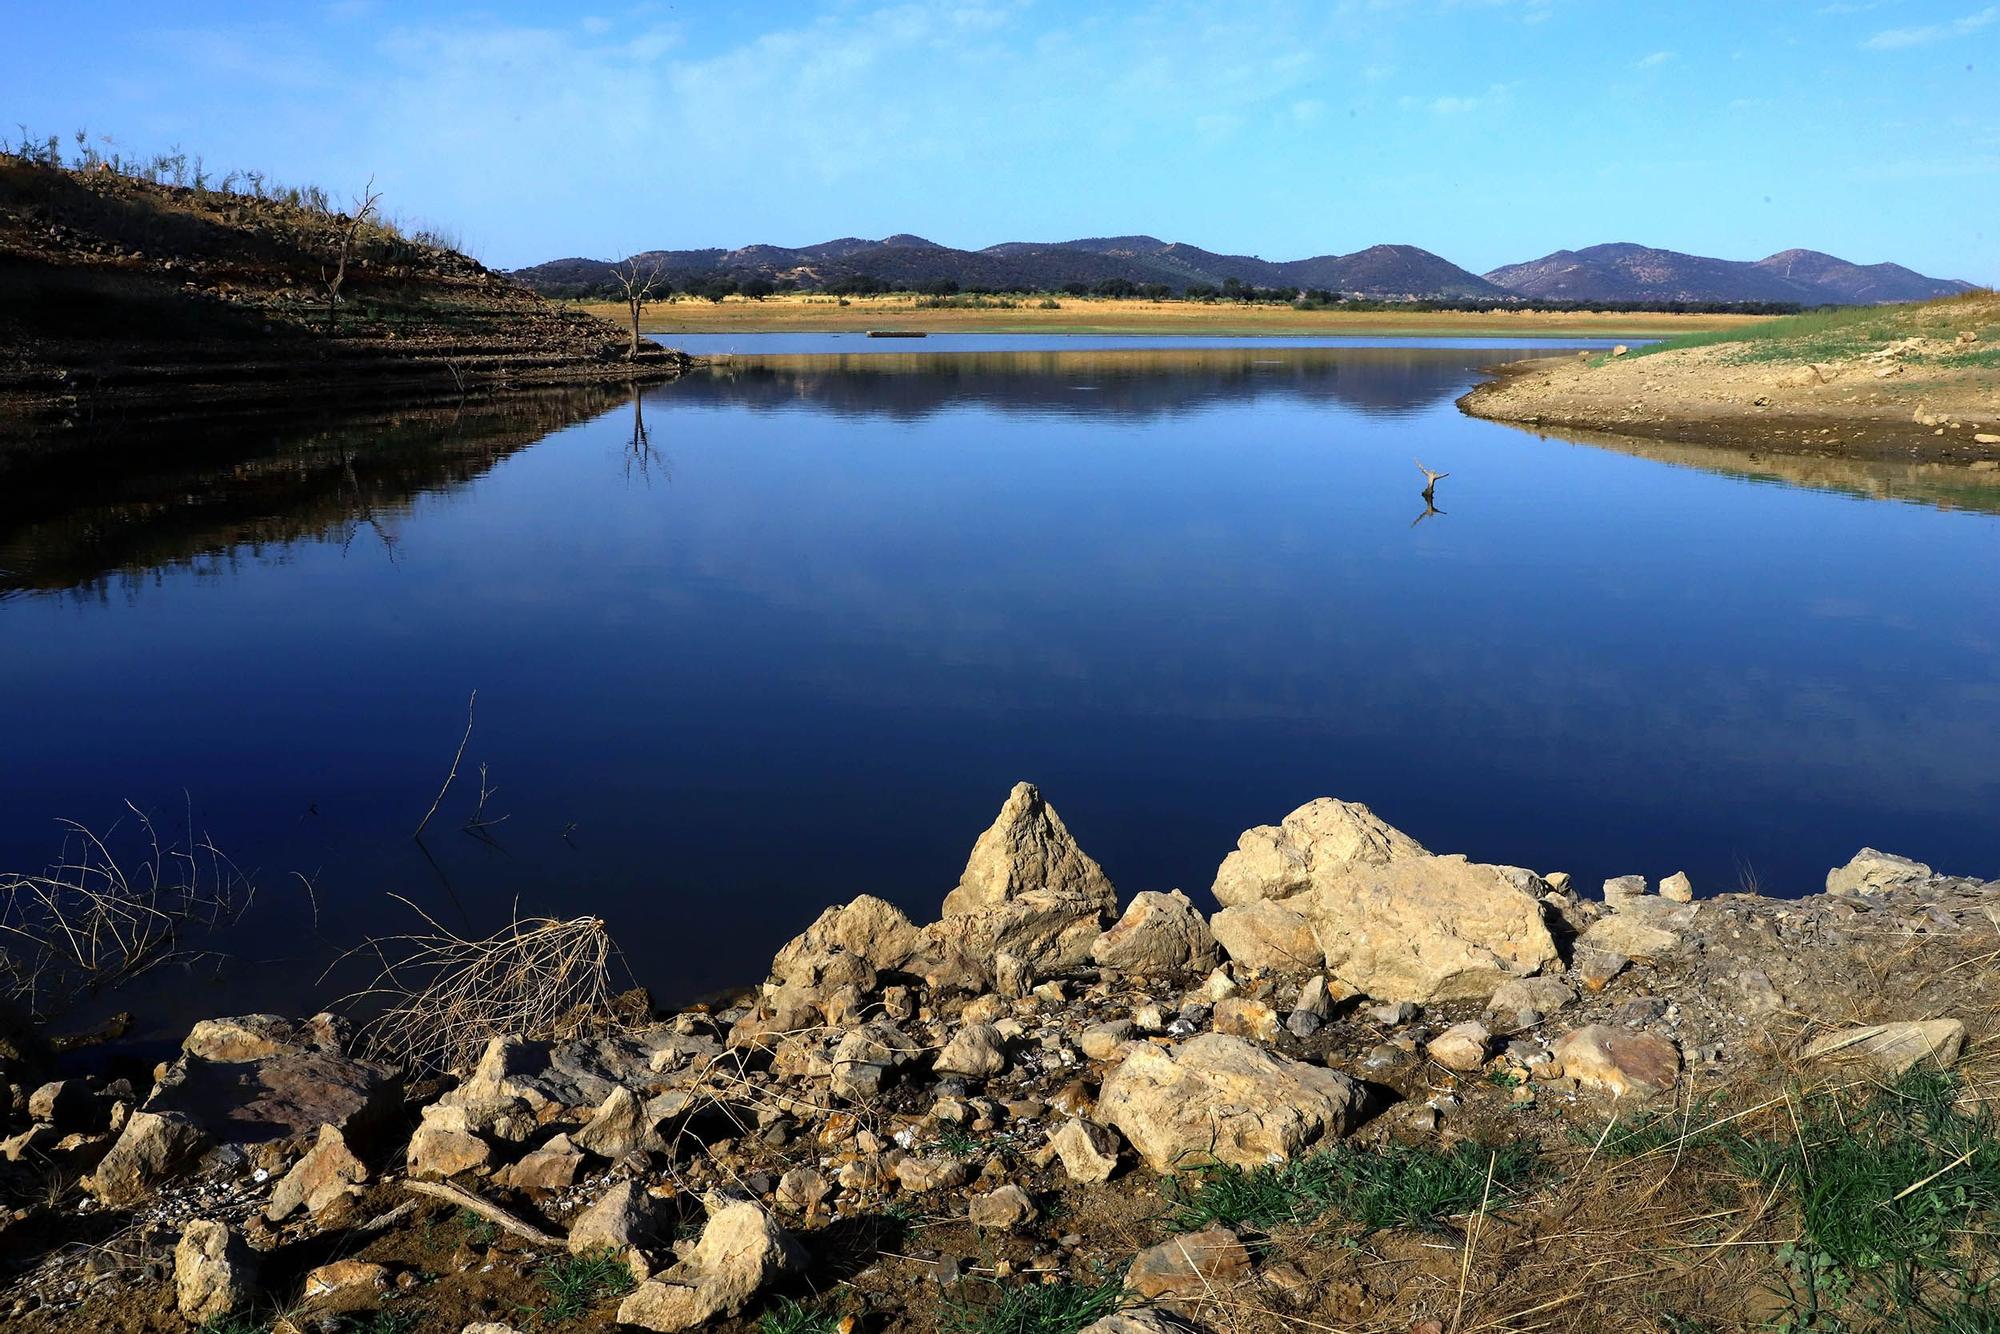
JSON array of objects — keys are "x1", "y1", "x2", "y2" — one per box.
[
  {"x1": 303, "y1": 1259, "x2": 391, "y2": 1299},
  {"x1": 775, "y1": 1166, "x2": 831, "y2": 1215},
  {"x1": 1210, "y1": 799, "x2": 1557, "y2": 1000},
  {"x1": 968, "y1": 1183, "x2": 1037, "y2": 1229},
  {"x1": 936, "y1": 1023, "x2": 1009, "y2": 1079},
  {"x1": 1294, "y1": 975, "x2": 1332, "y2": 1019},
  {"x1": 1827, "y1": 849, "x2": 1934, "y2": 896},
  {"x1": 1427, "y1": 1021, "x2": 1490, "y2": 1072},
  {"x1": 183, "y1": 1014, "x2": 328, "y2": 1063},
  {"x1": 28, "y1": 1079, "x2": 103, "y2": 1131},
  {"x1": 830, "y1": 1021, "x2": 921, "y2": 1100},
  {"x1": 568, "y1": 1181, "x2": 662, "y2": 1254},
  {"x1": 1092, "y1": 890, "x2": 1219, "y2": 975},
  {"x1": 1126, "y1": 1227, "x2": 1253, "y2": 1301},
  {"x1": 1367, "y1": 1001, "x2": 1417, "y2": 1026},
  {"x1": 1575, "y1": 914, "x2": 1679, "y2": 961},
  {"x1": 1487, "y1": 976, "x2": 1576, "y2": 1028},
  {"x1": 1045, "y1": 1118, "x2": 1123, "y2": 1183},
  {"x1": 1577, "y1": 948, "x2": 1629, "y2": 993},
  {"x1": 1211, "y1": 998, "x2": 1282, "y2": 1043},
  {"x1": 266, "y1": 1123, "x2": 367, "y2": 1221},
  {"x1": 574, "y1": 1084, "x2": 659, "y2": 1158},
  {"x1": 1802, "y1": 1020, "x2": 1964, "y2": 1075},
  {"x1": 145, "y1": 1021, "x2": 399, "y2": 1154},
  {"x1": 1601, "y1": 875, "x2": 1649, "y2": 909},
  {"x1": 1079, "y1": 1020, "x2": 1135, "y2": 1062},
  {"x1": 1081, "y1": 1313, "x2": 1184, "y2": 1334},
  {"x1": 498, "y1": 1134, "x2": 585, "y2": 1192},
  {"x1": 617, "y1": 1200, "x2": 803, "y2": 1331},
  {"x1": 1658, "y1": 871, "x2": 1694, "y2": 903},
  {"x1": 895, "y1": 1155, "x2": 969, "y2": 1192},
  {"x1": 1210, "y1": 901, "x2": 1324, "y2": 971},
  {"x1": 175, "y1": 1219, "x2": 256, "y2": 1323},
  {"x1": 945, "y1": 781, "x2": 1117, "y2": 918},
  {"x1": 87, "y1": 1110, "x2": 207, "y2": 1206},
  {"x1": 1098, "y1": 1033, "x2": 1364, "y2": 1171},
  {"x1": 1212, "y1": 797, "x2": 1427, "y2": 907},
  {"x1": 770, "y1": 894, "x2": 921, "y2": 987},
  {"x1": 1611, "y1": 344, "x2": 1629, "y2": 357},
  {"x1": 406, "y1": 1105, "x2": 493, "y2": 1178},
  {"x1": 1553, "y1": 1026, "x2": 1680, "y2": 1097}
]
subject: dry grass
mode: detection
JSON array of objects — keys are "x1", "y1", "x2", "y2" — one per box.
[
  {"x1": 337, "y1": 898, "x2": 631, "y2": 1075},
  {"x1": 0, "y1": 802, "x2": 251, "y2": 1018},
  {"x1": 562, "y1": 294, "x2": 1761, "y2": 339}
]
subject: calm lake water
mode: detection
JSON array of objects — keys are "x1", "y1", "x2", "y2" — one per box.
[{"x1": 4, "y1": 335, "x2": 1998, "y2": 1028}]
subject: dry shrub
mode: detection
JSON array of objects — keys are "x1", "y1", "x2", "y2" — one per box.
[
  {"x1": 0, "y1": 802, "x2": 250, "y2": 1018},
  {"x1": 341, "y1": 897, "x2": 632, "y2": 1075}
]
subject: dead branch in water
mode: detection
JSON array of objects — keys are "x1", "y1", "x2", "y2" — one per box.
[
  {"x1": 335, "y1": 899, "x2": 630, "y2": 1075},
  {"x1": 413, "y1": 689, "x2": 477, "y2": 839},
  {"x1": 0, "y1": 801, "x2": 252, "y2": 1018}
]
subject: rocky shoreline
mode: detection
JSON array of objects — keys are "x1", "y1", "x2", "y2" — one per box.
[
  {"x1": 1457, "y1": 296, "x2": 2000, "y2": 463},
  {"x1": 3, "y1": 782, "x2": 1994, "y2": 1332}
]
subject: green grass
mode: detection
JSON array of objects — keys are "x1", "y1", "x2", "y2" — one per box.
[
  {"x1": 1579, "y1": 1095, "x2": 1729, "y2": 1160},
  {"x1": 1164, "y1": 1140, "x2": 1537, "y2": 1235},
  {"x1": 1610, "y1": 292, "x2": 1999, "y2": 368},
  {"x1": 536, "y1": 1247, "x2": 636, "y2": 1322},
  {"x1": 759, "y1": 1296, "x2": 846, "y2": 1334},
  {"x1": 940, "y1": 1276, "x2": 1128, "y2": 1334}
]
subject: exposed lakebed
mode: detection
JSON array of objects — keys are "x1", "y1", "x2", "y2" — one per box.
[{"x1": 2, "y1": 336, "x2": 1996, "y2": 1028}]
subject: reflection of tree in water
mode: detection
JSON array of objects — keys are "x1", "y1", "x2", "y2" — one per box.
[
  {"x1": 666, "y1": 346, "x2": 1535, "y2": 421},
  {"x1": 623, "y1": 393, "x2": 671, "y2": 488},
  {"x1": 0, "y1": 386, "x2": 629, "y2": 598}
]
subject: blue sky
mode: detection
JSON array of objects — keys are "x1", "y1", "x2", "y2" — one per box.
[{"x1": 5, "y1": 1, "x2": 1995, "y2": 279}]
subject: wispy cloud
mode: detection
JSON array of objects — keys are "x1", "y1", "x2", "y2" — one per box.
[
  {"x1": 1635, "y1": 49, "x2": 1674, "y2": 68},
  {"x1": 1863, "y1": 5, "x2": 1998, "y2": 48}
]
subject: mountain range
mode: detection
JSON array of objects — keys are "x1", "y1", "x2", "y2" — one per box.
[{"x1": 510, "y1": 235, "x2": 1975, "y2": 307}]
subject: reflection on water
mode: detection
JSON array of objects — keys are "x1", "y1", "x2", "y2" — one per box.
[{"x1": 1, "y1": 340, "x2": 1996, "y2": 1028}]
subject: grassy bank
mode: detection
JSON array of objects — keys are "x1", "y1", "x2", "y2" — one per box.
[{"x1": 568, "y1": 293, "x2": 1764, "y2": 338}]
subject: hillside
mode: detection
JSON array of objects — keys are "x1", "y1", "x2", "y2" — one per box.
[
  {"x1": 513, "y1": 235, "x2": 1508, "y2": 301},
  {"x1": 0, "y1": 155, "x2": 683, "y2": 421},
  {"x1": 515, "y1": 233, "x2": 1969, "y2": 306},
  {"x1": 1485, "y1": 241, "x2": 1973, "y2": 306}
]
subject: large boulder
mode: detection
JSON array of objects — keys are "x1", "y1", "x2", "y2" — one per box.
[
  {"x1": 1091, "y1": 890, "x2": 1218, "y2": 976},
  {"x1": 1553, "y1": 1025, "x2": 1681, "y2": 1097},
  {"x1": 1097, "y1": 1033, "x2": 1364, "y2": 1171},
  {"x1": 174, "y1": 1219, "x2": 256, "y2": 1323},
  {"x1": 770, "y1": 894, "x2": 920, "y2": 990},
  {"x1": 86, "y1": 1110, "x2": 208, "y2": 1207},
  {"x1": 616, "y1": 1199, "x2": 803, "y2": 1332},
  {"x1": 266, "y1": 1123, "x2": 367, "y2": 1222},
  {"x1": 917, "y1": 783, "x2": 1119, "y2": 985},
  {"x1": 1826, "y1": 849, "x2": 1935, "y2": 896},
  {"x1": 1209, "y1": 798, "x2": 1558, "y2": 1001},
  {"x1": 1210, "y1": 900, "x2": 1324, "y2": 972},
  {"x1": 142, "y1": 1015, "x2": 400, "y2": 1157}
]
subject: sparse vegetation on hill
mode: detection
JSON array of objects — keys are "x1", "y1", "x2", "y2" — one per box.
[{"x1": 0, "y1": 134, "x2": 684, "y2": 420}]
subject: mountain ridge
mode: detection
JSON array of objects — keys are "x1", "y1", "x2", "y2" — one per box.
[{"x1": 510, "y1": 235, "x2": 1975, "y2": 306}]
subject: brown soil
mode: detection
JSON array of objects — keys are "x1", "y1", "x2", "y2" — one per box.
[
  {"x1": 0, "y1": 158, "x2": 686, "y2": 426},
  {"x1": 1459, "y1": 303, "x2": 2000, "y2": 463}
]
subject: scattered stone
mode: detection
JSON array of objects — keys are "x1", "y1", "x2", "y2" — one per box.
[
  {"x1": 896, "y1": 1155, "x2": 969, "y2": 1192},
  {"x1": 1827, "y1": 848, "x2": 1935, "y2": 896},
  {"x1": 1487, "y1": 976, "x2": 1576, "y2": 1028},
  {"x1": 568, "y1": 1181, "x2": 662, "y2": 1254},
  {"x1": 1553, "y1": 1025, "x2": 1681, "y2": 1097},
  {"x1": 616, "y1": 1200, "x2": 803, "y2": 1332},
  {"x1": 1426, "y1": 1021, "x2": 1490, "y2": 1072},
  {"x1": 1658, "y1": 871, "x2": 1694, "y2": 903},
  {"x1": 87, "y1": 1110, "x2": 207, "y2": 1206},
  {"x1": 1295, "y1": 975, "x2": 1332, "y2": 1019},
  {"x1": 1091, "y1": 889, "x2": 1219, "y2": 975},
  {"x1": 1576, "y1": 914, "x2": 1679, "y2": 961},
  {"x1": 1803, "y1": 1020, "x2": 1964, "y2": 1075},
  {"x1": 1098, "y1": 1033, "x2": 1364, "y2": 1171},
  {"x1": 936, "y1": 1023, "x2": 1009, "y2": 1079},
  {"x1": 1045, "y1": 1118, "x2": 1123, "y2": 1183},
  {"x1": 267, "y1": 1123, "x2": 368, "y2": 1221},
  {"x1": 303, "y1": 1259, "x2": 391, "y2": 1299},
  {"x1": 968, "y1": 1183, "x2": 1037, "y2": 1229},
  {"x1": 1601, "y1": 875, "x2": 1649, "y2": 909},
  {"x1": 1367, "y1": 1001, "x2": 1417, "y2": 1026},
  {"x1": 497, "y1": 1134, "x2": 585, "y2": 1192},
  {"x1": 1081, "y1": 1312, "x2": 1184, "y2": 1334},
  {"x1": 174, "y1": 1219, "x2": 256, "y2": 1323},
  {"x1": 1126, "y1": 1226, "x2": 1253, "y2": 1301},
  {"x1": 831, "y1": 1021, "x2": 921, "y2": 1100},
  {"x1": 1211, "y1": 997, "x2": 1282, "y2": 1043},
  {"x1": 1079, "y1": 1020, "x2": 1135, "y2": 1062},
  {"x1": 771, "y1": 894, "x2": 921, "y2": 988},
  {"x1": 407, "y1": 1105, "x2": 493, "y2": 1178},
  {"x1": 1576, "y1": 949, "x2": 1629, "y2": 993},
  {"x1": 775, "y1": 1166, "x2": 831, "y2": 1216}
]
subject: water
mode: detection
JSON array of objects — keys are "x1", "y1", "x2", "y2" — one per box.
[{"x1": 3, "y1": 338, "x2": 1997, "y2": 1030}]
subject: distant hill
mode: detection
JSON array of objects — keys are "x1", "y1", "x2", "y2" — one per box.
[
  {"x1": 1483, "y1": 242, "x2": 1973, "y2": 306},
  {"x1": 511, "y1": 235, "x2": 1509, "y2": 301}
]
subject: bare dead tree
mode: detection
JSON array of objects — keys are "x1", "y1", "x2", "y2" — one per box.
[
  {"x1": 1415, "y1": 458, "x2": 1449, "y2": 506},
  {"x1": 609, "y1": 255, "x2": 667, "y2": 359},
  {"x1": 321, "y1": 177, "x2": 384, "y2": 336}
]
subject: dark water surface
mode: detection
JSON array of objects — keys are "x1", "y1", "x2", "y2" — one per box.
[{"x1": 4, "y1": 337, "x2": 1998, "y2": 1027}]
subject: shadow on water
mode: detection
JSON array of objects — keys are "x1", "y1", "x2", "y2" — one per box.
[{"x1": 0, "y1": 385, "x2": 632, "y2": 597}]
